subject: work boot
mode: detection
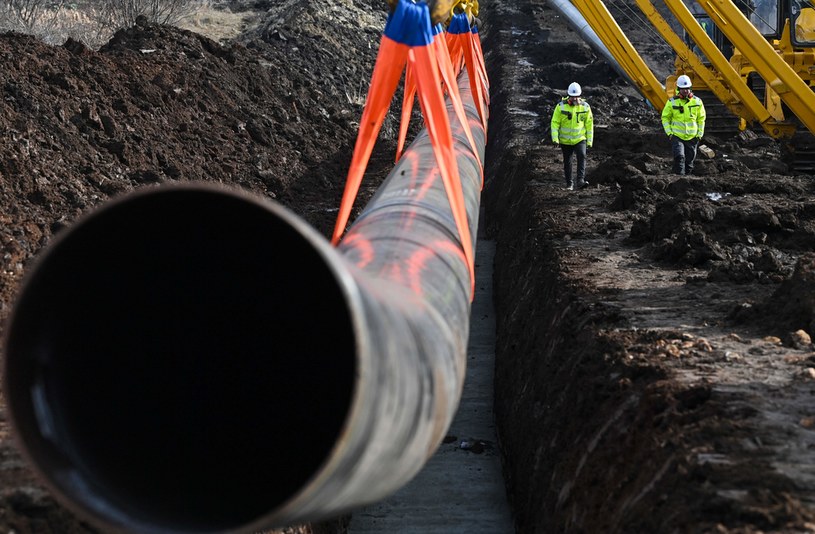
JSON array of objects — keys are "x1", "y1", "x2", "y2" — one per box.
[{"x1": 673, "y1": 156, "x2": 684, "y2": 175}]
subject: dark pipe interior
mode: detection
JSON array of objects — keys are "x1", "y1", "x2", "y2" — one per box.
[{"x1": 4, "y1": 187, "x2": 357, "y2": 533}]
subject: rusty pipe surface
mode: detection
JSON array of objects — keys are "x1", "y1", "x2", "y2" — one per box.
[{"x1": 3, "y1": 72, "x2": 487, "y2": 534}]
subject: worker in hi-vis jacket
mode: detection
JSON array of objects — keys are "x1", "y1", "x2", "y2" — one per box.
[
  {"x1": 662, "y1": 74, "x2": 706, "y2": 176},
  {"x1": 551, "y1": 82, "x2": 594, "y2": 191}
]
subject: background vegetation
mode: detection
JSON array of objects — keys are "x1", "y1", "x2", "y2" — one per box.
[{"x1": 0, "y1": 0, "x2": 211, "y2": 48}]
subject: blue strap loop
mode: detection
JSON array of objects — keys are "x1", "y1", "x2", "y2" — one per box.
[
  {"x1": 384, "y1": 0, "x2": 434, "y2": 47},
  {"x1": 447, "y1": 12, "x2": 470, "y2": 35}
]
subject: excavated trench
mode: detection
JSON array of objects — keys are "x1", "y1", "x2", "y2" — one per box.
[
  {"x1": 481, "y1": 7, "x2": 649, "y2": 531},
  {"x1": 480, "y1": 0, "x2": 815, "y2": 532}
]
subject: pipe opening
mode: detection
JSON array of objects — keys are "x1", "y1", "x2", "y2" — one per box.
[{"x1": 4, "y1": 186, "x2": 357, "y2": 533}]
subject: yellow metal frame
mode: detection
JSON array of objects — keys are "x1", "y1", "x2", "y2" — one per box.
[
  {"x1": 636, "y1": 0, "x2": 740, "y2": 108},
  {"x1": 777, "y1": 19, "x2": 815, "y2": 83},
  {"x1": 696, "y1": 0, "x2": 815, "y2": 136},
  {"x1": 570, "y1": 0, "x2": 667, "y2": 110},
  {"x1": 657, "y1": 0, "x2": 796, "y2": 137}
]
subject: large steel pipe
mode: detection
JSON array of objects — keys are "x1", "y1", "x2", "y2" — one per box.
[{"x1": 3, "y1": 71, "x2": 486, "y2": 534}]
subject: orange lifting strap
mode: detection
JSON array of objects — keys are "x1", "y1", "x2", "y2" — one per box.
[{"x1": 331, "y1": 0, "x2": 476, "y2": 295}]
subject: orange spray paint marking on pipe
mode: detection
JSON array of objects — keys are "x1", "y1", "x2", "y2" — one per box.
[
  {"x1": 398, "y1": 166, "x2": 441, "y2": 236},
  {"x1": 343, "y1": 233, "x2": 376, "y2": 269},
  {"x1": 407, "y1": 246, "x2": 435, "y2": 296},
  {"x1": 404, "y1": 238, "x2": 469, "y2": 298},
  {"x1": 386, "y1": 262, "x2": 406, "y2": 286},
  {"x1": 404, "y1": 150, "x2": 422, "y2": 189}
]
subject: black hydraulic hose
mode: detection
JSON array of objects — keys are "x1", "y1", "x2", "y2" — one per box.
[{"x1": 2, "y1": 72, "x2": 487, "y2": 534}]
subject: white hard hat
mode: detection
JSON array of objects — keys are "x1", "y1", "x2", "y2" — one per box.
[
  {"x1": 567, "y1": 82, "x2": 582, "y2": 96},
  {"x1": 677, "y1": 75, "x2": 692, "y2": 89}
]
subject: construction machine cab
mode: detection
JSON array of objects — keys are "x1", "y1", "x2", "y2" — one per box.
[
  {"x1": 735, "y1": 0, "x2": 815, "y2": 48},
  {"x1": 750, "y1": 0, "x2": 782, "y2": 36},
  {"x1": 791, "y1": 0, "x2": 815, "y2": 45},
  {"x1": 685, "y1": 0, "x2": 783, "y2": 61},
  {"x1": 688, "y1": 14, "x2": 716, "y2": 56}
]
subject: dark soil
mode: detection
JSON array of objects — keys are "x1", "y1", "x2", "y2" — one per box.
[
  {"x1": 0, "y1": 2, "x2": 390, "y2": 532},
  {"x1": 1, "y1": 0, "x2": 815, "y2": 532}
]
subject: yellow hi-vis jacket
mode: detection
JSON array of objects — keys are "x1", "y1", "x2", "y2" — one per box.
[
  {"x1": 661, "y1": 94, "x2": 706, "y2": 141},
  {"x1": 551, "y1": 98, "x2": 594, "y2": 147}
]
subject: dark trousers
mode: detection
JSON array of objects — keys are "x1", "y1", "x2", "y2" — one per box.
[
  {"x1": 671, "y1": 136, "x2": 699, "y2": 175},
  {"x1": 561, "y1": 141, "x2": 586, "y2": 187}
]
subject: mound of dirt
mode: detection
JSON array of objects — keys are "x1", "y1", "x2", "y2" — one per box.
[{"x1": 0, "y1": 2, "x2": 389, "y2": 531}]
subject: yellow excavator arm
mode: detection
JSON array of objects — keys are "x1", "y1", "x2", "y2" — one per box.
[
  {"x1": 635, "y1": 0, "x2": 730, "y2": 100},
  {"x1": 569, "y1": 0, "x2": 668, "y2": 110},
  {"x1": 658, "y1": 0, "x2": 797, "y2": 137},
  {"x1": 562, "y1": 0, "x2": 815, "y2": 143}
]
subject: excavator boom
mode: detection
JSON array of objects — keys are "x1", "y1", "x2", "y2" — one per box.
[
  {"x1": 694, "y1": 0, "x2": 815, "y2": 136},
  {"x1": 571, "y1": 0, "x2": 815, "y2": 156},
  {"x1": 648, "y1": 0, "x2": 778, "y2": 125},
  {"x1": 569, "y1": 0, "x2": 667, "y2": 110}
]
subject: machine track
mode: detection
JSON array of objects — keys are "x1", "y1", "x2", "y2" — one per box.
[
  {"x1": 693, "y1": 89, "x2": 742, "y2": 139},
  {"x1": 781, "y1": 130, "x2": 815, "y2": 173},
  {"x1": 699, "y1": 73, "x2": 815, "y2": 173}
]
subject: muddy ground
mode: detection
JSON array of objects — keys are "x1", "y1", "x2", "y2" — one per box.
[{"x1": 1, "y1": 0, "x2": 815, "y2": 532}]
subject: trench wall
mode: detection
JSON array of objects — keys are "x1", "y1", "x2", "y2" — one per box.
[{"x1": 479, "y1": 12, "x2": 700, "y2": 534}]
